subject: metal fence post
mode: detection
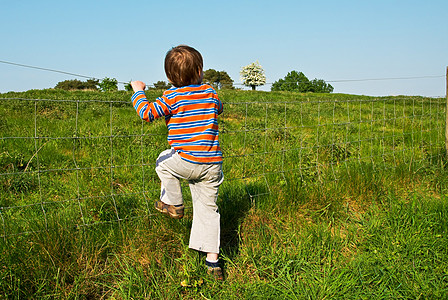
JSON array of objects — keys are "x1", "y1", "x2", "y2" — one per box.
[{"x1": 446, "y1": 66, "x2": 448, "y2": 156}]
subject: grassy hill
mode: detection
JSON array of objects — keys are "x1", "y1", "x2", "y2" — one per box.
[{"x1": 1, "y1": 89, "x2": 447, "y2": 298}]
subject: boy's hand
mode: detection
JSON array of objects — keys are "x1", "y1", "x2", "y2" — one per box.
[{"x1": 131, "y1": 81, "x2": 146, "y2": 92}]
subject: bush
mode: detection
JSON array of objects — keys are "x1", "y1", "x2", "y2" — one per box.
[
  {"x1": 124, "y1": 82, "x2": 133, "y2": 92},
  {"x1": 98, "y1": 77, "x2": 118, "y2": 92},
  {"x1": 54, "y1": 79, "x2": 99, "y2": 91},
  {"x1": 150, "y1": 81, "x2": 172, "y2": 90},
  {"x1": 271, "y1": 71, "x2": 333, "y2": 93}
]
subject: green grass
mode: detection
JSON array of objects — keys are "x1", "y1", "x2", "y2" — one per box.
[{"x1": 0, "y1": 89, "x2": 447, "y2": 298}]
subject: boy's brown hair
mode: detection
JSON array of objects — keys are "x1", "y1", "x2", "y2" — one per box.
[{"x1": 165, "y1": 45, "x2": 203, "y2": 87}]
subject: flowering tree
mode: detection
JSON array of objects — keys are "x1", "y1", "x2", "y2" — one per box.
[{"x1": 240, "y1": 61, "x2": 266, "y2": 90}]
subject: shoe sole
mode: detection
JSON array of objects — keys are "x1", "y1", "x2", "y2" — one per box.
[{"x1": 155, "y1": 203, "x2": 183, "y2": 219}]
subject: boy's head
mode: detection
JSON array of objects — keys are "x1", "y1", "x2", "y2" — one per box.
[{"x1": 165, "y1": 45, "x2": 203, "y2": 87}]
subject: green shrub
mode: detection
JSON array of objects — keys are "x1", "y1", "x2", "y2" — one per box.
[
  {"x1": 55, "y1": 79, "x2": 99, "y2": 91},
  {"x1": 98, "y1": 77, "x2": 118, "y2": 92}
]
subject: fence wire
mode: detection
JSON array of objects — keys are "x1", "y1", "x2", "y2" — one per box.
[{"x1": 0, "y1": 95, "x2": 446, "y2": 239}]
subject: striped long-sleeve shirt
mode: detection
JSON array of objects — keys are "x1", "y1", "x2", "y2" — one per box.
[{"x1": 131, "y1": 84, "x2": 223, "y2": 164}]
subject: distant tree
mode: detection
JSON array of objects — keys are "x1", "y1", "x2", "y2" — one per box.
[
  {"x1": 240, "y1": 61, "x2": 266, "y2": 90},
  {"x1": 124, "y1": 82, "x2": 133, "y2": 92},
  {"x1": 309, "y1": 78, "x2": 334, "y2": 93},
  {"x1": 203, "y1": 69, "x2": 234, "y2": 90},
  {"x1": 271, "y1": 71, "x2": 310, "y2": 92},
  {"x1": 271, "y1": 71, "x2": 333, "y2": 93},
  {"x1": 55, "y1": 78, "x2": 99, "y2": 91},
  {"x1": 98, "y1": 77, "x2": 118, "y2": 92},
  {"x1": 151, "y1": 81, "x2": 172, "y2": 90},
  {"x1": 124, "y1": 80, "x2": 171, "y2": 91}
]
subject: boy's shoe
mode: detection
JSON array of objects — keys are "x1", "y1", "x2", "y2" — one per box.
[
  {"x1": 154, "y1": 201, "x2": 184, "y2": 219},
  {"x1": 206, "y1": 260, "x2": 224, "y2": 281},
  {"x1": 207, "y1": 266, "x2": 224, "y2": 281}
]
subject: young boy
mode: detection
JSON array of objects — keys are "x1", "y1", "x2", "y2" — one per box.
[{"x1": 130, "y1": 45, "x2": 224, "y2": 280}]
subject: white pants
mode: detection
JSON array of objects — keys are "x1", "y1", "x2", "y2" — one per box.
[{"x1": 155, "y1": 149, "x2": 224, "y2": 254}]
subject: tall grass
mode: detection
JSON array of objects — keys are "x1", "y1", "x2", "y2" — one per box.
[{"x1": 0, "y1": 89, "x2": 447, "y2": 298}]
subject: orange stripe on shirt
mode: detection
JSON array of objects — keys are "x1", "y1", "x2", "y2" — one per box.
[
  {"x1": 178, "y1": 151, "x2": 223, "y2": 163},
  {"x1": 169, "y1": 123, "x2": 219, "y2": 135}
]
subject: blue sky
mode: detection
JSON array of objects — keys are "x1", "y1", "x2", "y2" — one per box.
[{"x1": 1, "y1": 0, "x2": 447, "y2": 96}]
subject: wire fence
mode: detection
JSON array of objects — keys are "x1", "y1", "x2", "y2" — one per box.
[
  {"x1": 0, "y1": 93, "x2": 446, "y2": 239},
  {"x1": 1, "y1": 59, "x2": 446, "y2": 94}
]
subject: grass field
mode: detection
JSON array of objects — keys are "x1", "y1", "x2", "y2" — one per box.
[{"x1": 1, "y1": 89, "x2": 447, "y2": 299}]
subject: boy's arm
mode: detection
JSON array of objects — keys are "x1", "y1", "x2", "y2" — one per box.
[
  {"x1": 217, "y1": 98, "x2": 223, "y2": 115},
  {"x1": 131, "y1": 91, "x2": 155, "y2": 122},
  {"x1": 210, "y1": 86, "x2": 223, "y2": 115},
  {"x1": 130, "y1": 81, "x2": 170, "y2": 122}
]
